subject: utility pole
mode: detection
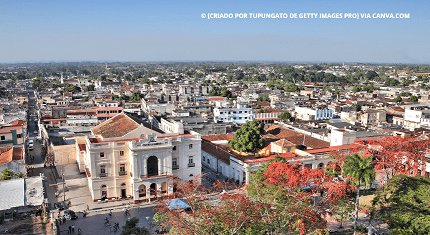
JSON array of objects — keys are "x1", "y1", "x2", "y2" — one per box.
[
  {"x1": 216, "y1": 145, "x2": 219, "y2": 175},
  {"x1": 62, "y1": 174, "x2": 66, "y2": 202}
]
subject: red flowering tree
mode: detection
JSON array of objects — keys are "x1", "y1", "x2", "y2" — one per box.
[
  {"x1": 153, "y1": 177, "x2": 272, "y2": 235},
  {"x1": 247, "y1": 160, "x2": 355, "y2": 234},
  {"x1": 153, "y1": 160, "x2": 354, "y2": 235},
  {"x1": 366, "y1": 136, "x2": 430, "y2": 181}
]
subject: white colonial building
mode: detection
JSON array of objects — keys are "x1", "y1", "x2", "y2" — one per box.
[
  {"x1": 80, "y1": 112, "x2": 201, "y2": 203},
  {"x1": 214, "y1": 103, "x2": 255, "y2": 124},
  {"x1": 295, "y1": 106, "x2": 334, "y2": 121}
]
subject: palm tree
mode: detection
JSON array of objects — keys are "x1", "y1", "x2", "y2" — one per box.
[{"x1": 343, "y1": 153, "x2": 376, "y2": 235}]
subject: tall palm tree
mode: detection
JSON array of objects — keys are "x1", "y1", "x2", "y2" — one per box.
[{"x1": 343, "y1": 153, "x2": 376, "y2": 235}]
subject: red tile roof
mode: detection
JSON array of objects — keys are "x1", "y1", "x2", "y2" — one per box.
[
  {"x1": 92, "y1": 113, "x2": 140, "y2": 138},
  {"x1": 265, "y1": 125, "x2": 330, "y2": 149},
  {"x1": 272, "y1": 139, "x2": 296, "y2": 148},
  {"x1": 201, "y1": 141, "x2": 231, "y2": 164},
  {"x1": 305, "y1": 144, "x2": 360, "y2": 154},
  {"x1": 8, "y1": 120, "x2": 27, "y2": 126},
  {"x1": 78, "y1": 144, "x2": 86, "y2": 152},
  {"x1": 0, "y1": 124, "x2": 25, "y2": 134},
  {"x1": 202, "y1": 134, "x2": 235, "y2": 142}
]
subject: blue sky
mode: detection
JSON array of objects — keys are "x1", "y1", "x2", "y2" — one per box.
[{"x1": 0, "y1": 0, "x2": 429, "y2": 63}]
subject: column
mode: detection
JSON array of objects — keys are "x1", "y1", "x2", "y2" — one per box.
[
  {"x1": 142, "y1": 156, "x2": 147, "y2": 177},
  {"x1": 146, "y1": 187, "x2": 151, "y2": 202},
  {"x1": 133, "y1": 184, "x2": 139, "y2": 204},
  {"x1": 158, "y1": 158, "x2": 162, "y2": 175},
  {"x1": 245, "y1": 170, "x2": 250, "y2": 184}
]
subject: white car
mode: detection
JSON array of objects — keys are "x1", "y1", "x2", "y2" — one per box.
[
  {"x1": 28, "y1": 139, "x2": 34, "y2": 145},
  {"x1": 28, "y1": 143, "x2": 34, "y2": 150},
  {"x1": 34, "y1": 130, "x2": 38, "y2": 135}
]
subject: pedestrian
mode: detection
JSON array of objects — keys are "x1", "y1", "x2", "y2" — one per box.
[
  {"x1": 109, "y1": 224, "x2": 112, "y2": 232},
  {"x1": 78, "y1": 228, "x2": 82, "y2": 235},
  {"x1": 68, "y1": 225, "x2": 72, "y2": 234},
  {"x1": 59, "y1": 218, "x2": 62, "y2": 225},
  {"x1": 109, "y1": 209, "x2": 112, "y2": 217},
  {"x1": 63, "y1": 215, "x2": 66, "y2": 224},
  {"x1": 72, "y1": 225, "x2": 75, "y2": 233},
  {"x1": 86, "y1": 204, "x2": 89, "y2": 211}
]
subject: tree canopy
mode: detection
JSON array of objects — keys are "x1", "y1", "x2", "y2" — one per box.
[
  {"x1": 278, "y1": 111, "x2": 292, "y2": 121},
  {"x1": 372, "y1": 175, "x2": 430, "y2": 234},
  {"x1": 228, "y1": 120, "x2": 264, "y2": 152}
]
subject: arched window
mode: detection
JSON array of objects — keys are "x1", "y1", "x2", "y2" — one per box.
[{"x1": 318, "y1": 163, "x2": 324, "y2": 170}]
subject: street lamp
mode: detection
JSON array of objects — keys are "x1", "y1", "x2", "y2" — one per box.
[{"x1": 145, "y1": 216, "x2": 150, "y2": 231}]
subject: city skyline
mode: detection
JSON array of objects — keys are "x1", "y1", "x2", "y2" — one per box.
[{"x1": 1, "y1": 0, "x2": 429, "y2": 64}]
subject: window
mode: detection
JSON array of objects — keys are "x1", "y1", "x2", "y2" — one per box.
[
  {"x1": 0, "y1": 136, "x2": 4, "y2": 140},
  {"x1": 100, "y1": 152, "x2": 105, "y2": 158},
  {"x1": 189, "y1": 144, "x2": 193, "y2": 149},
  {"x1": 119, "y1": 151, "x2": 124, "y2": 156},
  {"x1": 173, "y1": 146, "x2": 176, "y2": 151},
  {"x1": 203, "y1": 156, "x2": 205, "y2": 162},
  {"x1": 188, "y1": 156, "x2": 195, "y2": 167},
  {"x1": 207, "y1": 158, "x2": 210, "y2": 164},
  {"x1": 17, "y1": 134, "x2": 22, "y2": 138},
  {"x1": 172, "y1": 158, "x2": 179, "y2": 169},
  {"x1": 119, "y1": 164, "x2": 125, "y2": 171},
  {"x1": 100, "y1": 165, "x2": 107, "y2": 177}
]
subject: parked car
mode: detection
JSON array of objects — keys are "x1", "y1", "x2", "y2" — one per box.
[
  {"x1": 34, "y1": 130, "x2": 38, "y2": 135},
  {"x1": 64, "y1": 210, "x2": 78, "y2": 220},
  {"x1": 28, "y1": 143, "x2": 34, "y2": 151},
  {"x1": 54, "y1": 202, "x2": 65, "y2": 211},
  {"x1": 28, "y1": 139, "x2": 34, "y2": 145}
]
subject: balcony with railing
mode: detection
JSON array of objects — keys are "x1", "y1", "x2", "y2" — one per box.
[
  {"x1": 119, "y1": 171, "x2": 127, "y2": 176},
  {"x1": 100, "y1": 173, "x2": 108, "y2": 177},
  {"x1": 172, "y1": 165, "x2": 179, "y2": 170},
  {"x1": 188, "y1": 163, "x2": 195, "y2": 167}
]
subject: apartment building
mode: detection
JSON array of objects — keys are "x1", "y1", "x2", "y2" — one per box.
[{"x1": 214, "y1": 103, "x2": 255, "y2": 124}]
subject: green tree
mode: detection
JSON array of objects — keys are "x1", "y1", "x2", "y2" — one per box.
[
  {"x1": 129, "y1": 92, "x2": 142, "y2": 102},
  {"x1": 1, "y1": 168, "x2": 13, "y2": 180},
  {"x1": 257, "y1": 95, "x2": 270, "y2": 102},
  {"x1": 121, "y1": 217, "x2": 149, "y2": 235},
  {"x1": 82, "y1": 97, "x2": 89, "y2": 101},
  {"x1": 119, "y1": 94, "x2": 130, "y2": 101},
  {"x1": 85, "y1": 84, "x2": 95, "y2": 91},
  {"x1": 331, "y1": 198, "x2": 355, "y2": 228},
  {"x1": 392, "y1": 96, "x2": 403, "y2": 103},
  {"x1": 63, "y1": 84, "x2": 81, "y2": 93},
  {"x1": 228, "y1": 120, "x2": 264, "y2": 152},
  {"x1": 285, "y1": 83, "x2": 298, "y2": 92},
  {"x1": 278, "y1": 111, "x2": 292, "y2": 121},
  {"x1": 372, "y1": 175, "x2": 430, "y2": 234},
  {"x1": 343, "y1": 154, "x2": 376, "y2": 235},
  {"x1": 410, "y1": 95, "x2": 419, "y2": 103}
]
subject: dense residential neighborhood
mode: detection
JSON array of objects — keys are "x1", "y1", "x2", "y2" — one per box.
[{"x1": 1, "y1": 62, "x2": 430, "y2": 234}]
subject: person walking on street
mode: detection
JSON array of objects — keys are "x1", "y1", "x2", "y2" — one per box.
[
  {"x1": 86, "y1": 204, "x2": 89, "y2": 211},
  {"x1": 77, "y1": 228, "x2": 82, "y2": 235},
  {"x1": 68, "y1": 225, "x2": 72, "y2": 234},
  {"x1": 72, "y1": 225, "x2": 75, "y2": 233},
  {"x1": 63, "y1": 215, "x2": 66, "y2": 224},
  {"x1": 109, "y1": 209, "x2": 112, "y2": 217}
]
